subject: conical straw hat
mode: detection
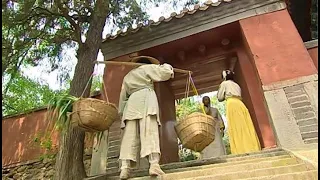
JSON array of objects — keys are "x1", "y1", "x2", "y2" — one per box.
[{"x1": 130, "y1": 56, "x2": 160, "y2": 65}]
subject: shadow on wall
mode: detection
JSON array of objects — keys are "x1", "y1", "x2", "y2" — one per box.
[{"x1": 2, "y1": 109, "x2": 53, "y2": 166}]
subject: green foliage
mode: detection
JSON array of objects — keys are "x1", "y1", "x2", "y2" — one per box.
[
  {"x1": 2, "y1": 0, "x2": 202, "y2": 116},
  {"x1": 47, "y1": 94, "x2": 79, "y2": 132},
  {"x1": 210, "y1": 95, "x2": 226, "y2": 116},
  {"x1": 176, "y1": 97, "x2": 200, "y2": 120},
  {"x1": 31, "y1": 132, "x2": 57, "y2": 160},
  {"x1": 222, "y1": 133, "x2": 231, "y2": 155},
  {"x1": 90, "y1": 75, "x2": 103, "y2": 94},
  {"x1": 179, "y1": 147, "x2": 200, "y2": 162},
  {"x1": 1, "y1": 0, "x2": 156, "y2": 77},
  {"x1": 2, "y1": 73, "x2": 61, "y2": 116}
]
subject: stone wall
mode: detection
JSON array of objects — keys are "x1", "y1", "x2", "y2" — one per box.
[
  {"x1": 263, "y1": 74, "x2": 318, "y2": 148},
  {"x1": 305, "y1": 40, "x2": 318, "y2": 70},
  {"x1": 2, "y1": 153, "x2": 92, "y2": 180}
]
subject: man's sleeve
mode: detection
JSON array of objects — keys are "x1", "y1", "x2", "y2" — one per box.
[{"x1": 145, "y1": 64, "x2": 174, "y2": 82}]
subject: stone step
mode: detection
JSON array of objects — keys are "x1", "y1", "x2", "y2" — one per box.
[
  {"x1": 105, "y1": 166, "x2": 119, "y2": 173},
  {"x1": 297, "y1": 118, "x2": 317, "y2": 126},
  {"x1": 107, "y1": 150, "x2": 120, "y2": 158},
  {"x1": 237, "y1": 170, "x2": 317, "y2": 180},
  {"x1": 301, "y1": 131, "x2": 318, "y2": 139},
  {"x1": 109, "y1": 134, "x2": 121, "y2": 141},
  {"x1": 107, "y1": 157, "x2": 119, "y2": 162},
  {"x1": 164, "y1": 155, "x2": 292, "y2": 174},
  {"x1": 106, "y1": 148, "x2": 287, "y2": 174},
  {"x1": 182, "y1": 164, "x2": 308, "y2": 180},
  {"x1": 108, "y1": 122, "x2": 121, "y2": 131},
  {"x1": 108, "y1": 130, "x2": 121, "y2": 137},
  {"x1": 86, "y1": 148, "x2": 287, "y2": 179},
  {"x1": 128, "y1": 157, "x2": 300, "y2": 180},
  {"x1": 299, "y1": 124, "x2": 318, "y2": 132},
  {"x1": 108, "y1": 145, "x2": 120, "y2": 152},
  {"x1": 106, "y1": 154, "x2": 292, "y2": 175},
  {"x1": 107, "y1": 160, "x2": 119, "y2": 168},
  {"x1": 108, "y1": 140, "x2": 121, "y2": 147},
  {"x1": 304, "y1": 137, "x2": 318, "y2": 144}
]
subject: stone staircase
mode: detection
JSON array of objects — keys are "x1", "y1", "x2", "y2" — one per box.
[
  {"x1": 85, "y1": 148, "x2": 317, "y2": 180},
  {"x1": 283, "y1": 84, "x2": 318, "y2": 144},
  {"x1": 106, "y1": 120, "x2": 121, "y2": 172}
]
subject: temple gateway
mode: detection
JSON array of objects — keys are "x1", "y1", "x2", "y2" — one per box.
[
  {"x1": 2, "y1": 0, "x2": 318, "y2": 179},
  {"x1": 99, "y1": 0, "x2": 318, "y2": 171}
]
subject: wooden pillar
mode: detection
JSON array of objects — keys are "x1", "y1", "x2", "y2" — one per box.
[
  {"x1": 234, "y1": 45, "x2": 277, "y2": 149},
  {"x1": 155, "y1": 81, "x2": 179, "y2": 164}
]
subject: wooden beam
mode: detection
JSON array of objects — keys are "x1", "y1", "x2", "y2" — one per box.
[
  {"x1": 228, "y1": 57, "x2": 238, "y2": 71},
  {"x1": 198, "y1": 45, "x2": 206, "y2": 56},
  {"x1": 177, "y1": 51, "x2": 186, "y2": 62},
  {"x1": 174, "y1": 54, "x2": 227, "y2": 69},
  {"x1": 157, "y1": 57, "x2": 165, "y2": 63},
  {"x1": 221, "y1": 38, "x2": 233, "y2": 50},
  {"x1": 173, "y1": 80, "x2": 221, "y2": 95},
  {"x1": 170, "y1": 74, "x2": 221, "y2": 88},
  {"x1": 96, "y1": 61, "x2": 192, "y2": 74},
  {"x1": 174, "y1": 85, "x2": 220, "y2": 99}
]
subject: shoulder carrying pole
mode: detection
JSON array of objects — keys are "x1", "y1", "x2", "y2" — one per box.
[{"x1": 95, "y1": 61, "x2": 192, "y2": 74}]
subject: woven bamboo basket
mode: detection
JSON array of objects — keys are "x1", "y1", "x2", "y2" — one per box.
[
  {"x1": 70, "y1": 98, "x2": 119, "y2": 132},
  {"x1": 175, "y1": 112, "x2": 217, "y2": 152}
]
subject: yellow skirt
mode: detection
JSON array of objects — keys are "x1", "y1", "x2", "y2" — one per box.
[{"x1": 226, "y1": 97, "x2": 261, "y2": 154}]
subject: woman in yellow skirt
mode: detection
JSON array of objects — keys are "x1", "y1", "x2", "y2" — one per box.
[{"x1": 217, "y1": 70, "x2": 261, "y2": 155}]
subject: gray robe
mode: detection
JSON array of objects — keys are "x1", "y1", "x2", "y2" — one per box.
[{"x1": 200, "y1": 106, "x2": 226, "y2": 158}]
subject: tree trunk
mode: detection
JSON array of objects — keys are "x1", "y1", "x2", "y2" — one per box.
[{"x1": 54, "y1": 0, "x2": 110, "y2": 179}]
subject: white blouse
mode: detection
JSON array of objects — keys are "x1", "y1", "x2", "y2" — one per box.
[{"x1": 217, "y1": 80, "x2": 241, "y2": 102}]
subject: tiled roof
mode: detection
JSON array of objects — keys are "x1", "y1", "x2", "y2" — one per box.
[{"x1": 103, "y1": 0, "x2": 233, "y2": 41}]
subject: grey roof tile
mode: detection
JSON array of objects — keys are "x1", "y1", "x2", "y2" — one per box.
[{"x1": 103, "y1": 0, "x2": 233, "y2": 42}]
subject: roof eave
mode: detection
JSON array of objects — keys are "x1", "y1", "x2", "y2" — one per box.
[{"x1": 101, "y1": 0, "x2": 286, "y2": 60}]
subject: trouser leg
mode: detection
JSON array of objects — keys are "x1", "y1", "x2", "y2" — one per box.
[
  {"x1": 119, "y1": 120, "x2": 139, "y2": 180},
  {"x1": 139, "y1": 115, "x2": 164, "y2": 176},
  {"x1": 119, "y1": 120, "x2": 139, "y2": 163},
  {"x1": 139, "y1": 115, "x2": 161, "y2": 158}
]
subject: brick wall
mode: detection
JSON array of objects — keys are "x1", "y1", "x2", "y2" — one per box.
[
  {"x1": 283, "y1": 84, "x2": 318, "y2": 144},
  {"x1": 2, "y1": 93, "x2": 101, "y2": 167},
  {"x1": 263, "y1": 74, "x2": 318, "y2": 148}
]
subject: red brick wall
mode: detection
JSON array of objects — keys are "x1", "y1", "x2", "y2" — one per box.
[
  {"x1": 240, "y1": 10, "x2": 317, "y2": 85},
  {"x1": 2, "y1": 94, "x2": 102, "y2": 166}
]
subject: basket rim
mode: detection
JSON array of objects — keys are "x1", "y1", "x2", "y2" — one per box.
[
  {"x1": 75, "y1": 98, "x2": 118, "y2": 109},
  {"x1": 183, "y1": 112, "x2": 213, "y2": 119}
]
